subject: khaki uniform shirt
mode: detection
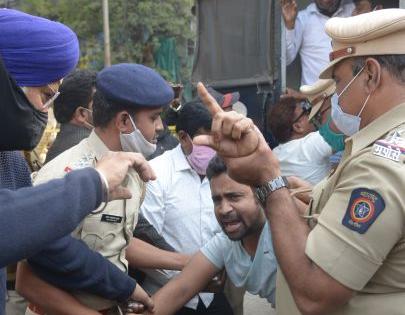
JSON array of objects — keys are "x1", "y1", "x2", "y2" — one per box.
[
  {"x1": 276, "y1": 103, "x2": 405, "y2": 315},
  {"x1": 34, "y1": 131, "x2": 145, "y2": 310}
]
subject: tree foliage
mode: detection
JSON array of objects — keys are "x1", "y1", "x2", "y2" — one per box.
[{"x1": 12, "y1": 0, "x2": 195, "y2": 82}]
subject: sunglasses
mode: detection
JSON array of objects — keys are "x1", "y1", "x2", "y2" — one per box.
[
  {"x1": 311, "y1": 105, "x2": 331, "y2": 129},
  {"x1": 293, "y1": 100, "x2": 311, "y2": 123}
]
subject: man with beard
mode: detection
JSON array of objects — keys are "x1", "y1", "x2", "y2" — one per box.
[
  {"x1": 140, "y1": 155, "x2": 277, "y2": 315},
  {"x1": 140, "y1": 101, "x2": 233, "y2": 315},
  {"x1": 195, "y1": 8, "x2": 405, "y2": 315},
  {"x1": 281, "y1": 0, "x2": 354, "y2": 85}
]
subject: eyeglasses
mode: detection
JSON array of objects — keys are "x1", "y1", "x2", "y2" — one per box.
[
  {"x1": 293, "y1": 100, "x2": 311, "y2": 123},
  {"x1": 41, "y1": 84, "x2": 60, "y2": 110},
  {"x1": 311, "y1": 105, "x2": 331, "y2": 129}
]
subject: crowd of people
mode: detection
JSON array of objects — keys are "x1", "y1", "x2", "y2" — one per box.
[{"x1": 0, "y1": 0, "x2": 404, "y2": 315}]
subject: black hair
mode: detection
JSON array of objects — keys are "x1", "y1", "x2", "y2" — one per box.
[
  {"x1": 206, "y1": 155, "x2": 226, "y2": 180},
  {"x1": 162, "y1": 106, "x2": 179, "y2": 126},
  {"x1": 92, "y1": 90, "x2": 137, "y2": 128},
  {"x1": 176, "y1": 101, "x2": 212, "y2": 138},
  {"x1": 352, "y1": 55, "x2": 405, "y2": 84},
  {"x1": 53, "y1": 69, "x2": 97, "y2": 123}
]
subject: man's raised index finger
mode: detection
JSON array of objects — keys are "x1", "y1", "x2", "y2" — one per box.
[{"x1": 197, "y1": 82, "x2": 223, "y2": 116}]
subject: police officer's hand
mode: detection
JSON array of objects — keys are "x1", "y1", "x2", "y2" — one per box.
[
  {"x1": 95, "y1": 152, "x2": 156, "y2": 201},
  {"x1": 281, "y1": 0, "x2": 298, "y2": 30},
  {"x1": 194, "y1": 83, "x2": 280, "y2": 186}
]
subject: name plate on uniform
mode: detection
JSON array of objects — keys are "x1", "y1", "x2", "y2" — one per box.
[
  {"x1": 101, "y1": 214, "x2": 123, "y2": 224},
  {"x1": 373, "y1": 135, "x2": 405, "y2": 162}
]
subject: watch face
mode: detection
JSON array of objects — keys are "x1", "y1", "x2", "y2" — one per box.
[{"x1": 256, "y1": 176, "x2": 287, "y2": 205}]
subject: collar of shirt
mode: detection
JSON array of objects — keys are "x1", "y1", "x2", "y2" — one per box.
[
  {"x1": 87, "y1": 130, "x2": 109, "y2": 161},
  {"x1": 308, "y1": 2, "x2": 346, "y2": 17},
  {"x1": 347, "y1": 103, "x2": 405, "y2": 155},
  {"x1": 172, "y1": 144, "x2": 193, "y2": 172},
  {"x1": 243, "y1": 222, "x2": 273, "y2": 258}
]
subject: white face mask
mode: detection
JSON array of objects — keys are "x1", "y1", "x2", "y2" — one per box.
[
  {"x1": 331, "y1": 66, "x2": 371, "y2": 136},
  {"x1": 80, "y1": 107, "x2": 94, "y2": 129},
  {"x1": 120, "y1": 115, "x2": 156, "y2": 158}
]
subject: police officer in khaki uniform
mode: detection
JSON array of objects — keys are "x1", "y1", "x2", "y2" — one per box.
[
  {"x1": 301, "y1": 79, "x2": 335, "y2": 125},
  {"x1": 193, "y1": 9, "x2": 405, "y2": 315},
  {"x1": 284, "y1": 79, "x2": 339, "y2": 205},
  {"x1": 302, "y1": 79, "x2": 347, "y2": 166},
  {"x1": 19, "y1": 63, "x2": 174, "y2": 315}
]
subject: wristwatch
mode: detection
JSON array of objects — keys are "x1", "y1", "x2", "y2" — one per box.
[{"x1": 255, "y1": 176, "x2": 289, "y2": 207}]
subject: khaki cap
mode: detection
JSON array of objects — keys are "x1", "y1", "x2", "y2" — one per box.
[
  {"x1": 320, "y1": 9, "x2": 405, "y2": 79},
  {"x1": 300, "y1": 79, "x2": 336, "y2": 120}
]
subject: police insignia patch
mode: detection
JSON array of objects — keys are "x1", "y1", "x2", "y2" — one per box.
[
  {"x1": 342, "y1": 188, "x2": 385, "y2": 234},
  {"x1": 72, "y1": 153, "x2": 95, "y2": 169}
]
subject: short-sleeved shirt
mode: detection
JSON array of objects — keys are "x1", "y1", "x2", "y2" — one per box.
[
  {"x1": 201, "y1": 222, "x2": 277, "y2": 305},
  {"x1": 276, "y1": 103, "x2": 405, "y2": 315},
  {"x1": 273, "y1": 131, "x2": 332, "y2": 185}
]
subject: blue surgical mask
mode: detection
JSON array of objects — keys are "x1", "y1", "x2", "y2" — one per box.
[
  {"x1": 331, "y1": 66, "x2": 371, "y2": 136},
  {"x1": 318, "y1": 116, "x2": 345, "y2": 152}
]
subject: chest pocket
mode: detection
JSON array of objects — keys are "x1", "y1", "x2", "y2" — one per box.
[{"x1": 80, "y1": 201, "x2": 127, "y2": 257}]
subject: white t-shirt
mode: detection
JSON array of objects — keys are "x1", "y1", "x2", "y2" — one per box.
[
  {"x1": 273, "y1": 131, "x2": 333, "y2": 185},
  {"x1": 201, "y1": 222, "x2": 277, "y2": 306}
]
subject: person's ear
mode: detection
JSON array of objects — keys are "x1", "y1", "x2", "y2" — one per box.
[
  {"x1": 364, "y1": 58, "x2": 381, "y2": 94},
  {"x1": 74, "y1": 107, "x2": 87, "y2": 123},
  {"x1": 178, "y1": 130, "x2": 193, "y2": 154},
  {"x1": 177, "y1": 130, "x2": 188, "y2": 143},
  {"x1": 115, "y1": 111, "x2": 131, "y2": 133}
]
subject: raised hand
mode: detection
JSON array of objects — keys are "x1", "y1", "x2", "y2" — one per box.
[
  {"x1": 194, "y1": 83, "x2": 281, "y2": 186},
  {"x1": 281, "y1": 0, "x2": 298, "y2": 30},
  {"x1": 194, "y1": 83, "x2": 259, "y2": 157}
]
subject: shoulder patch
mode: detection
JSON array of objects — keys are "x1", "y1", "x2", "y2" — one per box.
[
  {"x1": 342, "y1": 188, "x2": 385, "y2": 234},
  {"x1": 373, "y1": 130, "x2": 405, "y2": 162}
]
